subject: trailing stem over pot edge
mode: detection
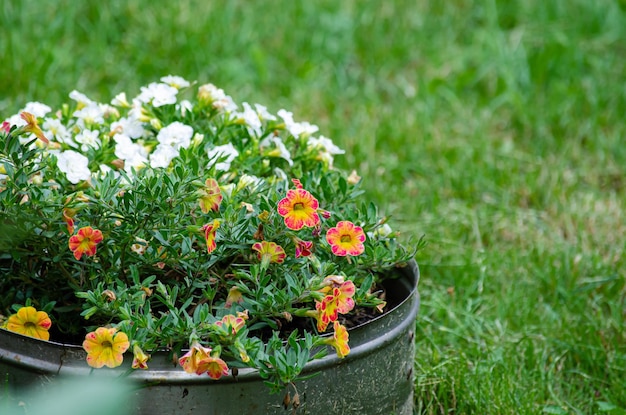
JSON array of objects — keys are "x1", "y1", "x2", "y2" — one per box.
[{"x1": 0, "y1": 76, "x2": 421, "y2": 392}]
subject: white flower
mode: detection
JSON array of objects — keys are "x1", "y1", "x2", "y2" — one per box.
[
  {"x1": 236, "y1": 102, "x2": 262, "y2": 136},
  {"x1": 150, "y1": 144, "x2": 179, "y2": 168},
  {"x1": 111, "y1": 115, "x2": 145, "y2": 139},
  {"x1": 197, "y1": 84, "x2": 238, "y2": 111},
  {"x1": 178, "y1": 100, "x2": 193, "y2": 116},
  {"x1": 55, "y1": 150, "x2": 91, "y2": 184},
  {"x1": 368, "y1": 224, "x2": 394, "y2": 240},
  {"x1": 136, "y1": 82, "x2": 178, "y2": 107},
  {"x1": 308, "y1": 135, "x2": 345, "y2": 155},
  {"x1": 160, "y1": 75, "x2": 190, "y2": 89},
  {"x1": 237, "y1": 174, "x2": 264, "y2": 191},
  {"x1": 157, "y1": 121, "x2": 193, "y2": 150},
  {"x1": 75, "y1": 129, "x2": 101, "y2": 151},
  {"x1": 307, "y1": 135, "x2": 345, "y2": 167},
  {"x1": 198, "y1": 83, "x2": 226, "y2": 102},
  {"x1": 260, "y1": 135, "x2": 293, "y2": 166},
  {"x1": 111, "y1": 92, "x2": 131, "y2": 107},
  {"x1": 113, "y1": 133, "x2": 148, "y2": 171},
  {"x1": 277, "y1": 109, "x2": 318, "y2": 138},
  {"x1": 73, "y1": 103, "x2": 105, "y2": 126},
  {"x1": 23, "y1": 102, "x2": 51, "y2": 118},
  {"x1": 69, "y1": 90, "x2": 94, "y2": 106},
  {"x1": 207, "y1": 143, "x2": 239, "y2": 171},
  {"x1": 42, "y1": 118, "x2": 73, "y2": 144},
  {"x1": 254, "y1": 104, "x2": 276, "y2": 121}
]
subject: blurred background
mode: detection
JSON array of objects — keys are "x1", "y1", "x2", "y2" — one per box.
[{"x1": 2, "y1": 1, "x2": 625, "y2": 413}]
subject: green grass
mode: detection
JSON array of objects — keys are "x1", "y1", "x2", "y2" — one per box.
[{"x1": 2, "y1": 0, "x2": 625, "y2": 413}]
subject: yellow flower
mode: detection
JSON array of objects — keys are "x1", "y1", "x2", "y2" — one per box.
[
  {"x1": 198, "y1": 178, "x2": 223, "y2": 213},
  {"x1": 325, "y1": 321, "x2": 350, "y2": 358},
  {"x1": 82, "y1": 327, "x2": 130, "y2": 368},
  {"x1": 5, "y1": 306, "x2": 52, "y2": 341}
]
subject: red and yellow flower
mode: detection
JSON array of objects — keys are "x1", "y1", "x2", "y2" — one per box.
[
  {"x1": 5, "y1": 306, "x2": 52, "y2": 341},
  {"x1": 325, "y1": 321, "x2": 350, "y2": 358},
  {"x1": 251, "y1": 241, "x2": 286, "y2": 264},
  {"x1": 215, "y1": 313, "x2": 247, "y2": 335},
  {"x1": 82, "y1": 327, "x2": 130, "y2": 368},
  {"x1": 277, "y1": 188, "x2": 320, "y2": 230},
  {"x1": 68, "y1": 226, "x2": 103, "y2": 260},
  {"x1": 198, "y1": 178, "x2": 223, "y2": 213},
  {"x1": 314, "y1": 276, "x2": 356, "y2": 332},
  {"x1": 132, "y1": 344, "x2": 150, "y2": 370},
  {"x1": 203, "y1": 219, "x2": 220, "y2": 254},
  {"x1": 325, "y1": 221, "x2": 366, "y2": 256}
]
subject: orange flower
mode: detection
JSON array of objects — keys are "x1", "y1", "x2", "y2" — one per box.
[
  {"x1": 179, "y1": 342, "x2": 213, "y2": 375},
  {"x1": 314, "y1": 277, "x2": 356, "y2": 332},
  {"x1": 179, "y1": 342, "x2": 229, "y2": 379},
  {"x1": 19, "y1": 112, "x2": 49, "y2": 143},
  {"x1": 277, "y1": 188, "x2": 320, "y2": 230},
  {"x1": 203, "y1": 219, "x2": 220, "y2": 254},
  {"x1": 326, "y1": 321, "x2": 350, "y2": 358},
  {"x1": 202, "y1": 354, "x2": 230, "y2": 380},
  {"x1": 325, "y1": 221, "x2": 366, "y2": 256},
  {"x1": 251, "y1": 241, "x2": 286, "y2": 264},
  {"x1": 198, "y1": 178, "x2": 223, "y2": 213},
  {"x1": 5, "y1": 306, "x2": 52, "y2": 341},
  {"x1": 82, "y1": 327, "x2": 130, "y2": 368},
  {"x1": 68, "y1": 226, "x2": 103, "y2": 260}
]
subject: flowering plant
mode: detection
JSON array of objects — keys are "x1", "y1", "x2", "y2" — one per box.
[{"x1": 0, "y1": 76, "x2": 418, "y2": 392}]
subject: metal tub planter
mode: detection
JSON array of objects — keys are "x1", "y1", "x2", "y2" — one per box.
[{"x1": 0, "y1": 261, "x2": 419, "y2": 415}]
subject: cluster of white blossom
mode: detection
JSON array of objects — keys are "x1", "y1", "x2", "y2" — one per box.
[{"x1": 4, "y1": 76, "x2": 347, "y2": 185}]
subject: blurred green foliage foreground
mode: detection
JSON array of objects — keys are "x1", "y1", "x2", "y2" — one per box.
[{"x1": 1, "y1": 1, "x2": 625, "y2": 413}]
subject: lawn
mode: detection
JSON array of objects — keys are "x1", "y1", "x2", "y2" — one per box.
[{"x1": 2, "y1": 1, "x2": 625, "y2": 413}]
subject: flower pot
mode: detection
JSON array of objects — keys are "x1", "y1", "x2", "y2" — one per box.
[{"x1": 0, "y1": 260, "x2": 419, "y2": 415}]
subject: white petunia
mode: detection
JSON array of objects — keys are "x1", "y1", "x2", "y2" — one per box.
[
  {"x1": 111, "y1": 92, "x2": 131, "y2": 107},
  {"x1": 237, "y1": 174, "x2": 264, "y2": 191},
  {"x1": 69, "y1": 90, "x2": 94, "y2": 106},
  {"x1": 307, "y1": 135, "x2": 345, "y2": 155},
  {"x1": 277, "y1": 109, "x2": 318, "y2": 138},
  {"x1": 260, "y1": 135, "x2": 293, "y2": 166},
  {"x1": 111, "y1": 115, "x2": 145, "y2": 139},
  {"x1": 136, "y1": 82, "x2": 178, "y2": 107},
  {"x1": 156, "y1": 121, "x2": 193, "y2": 150},
  {"x1": 73, "y1": 103, "x2": 105, "y2": 126},
  {"x1": 75, "y1": 129, "x2": 102, "y2": 151},
  {"x1": 237, "y1": 102, "x2": 262, "y2": 137},
  {"x1": 42, "y1": 118, "x2": 73, "y2": 145},
  {"x1": 56, "y1": 150, "x2": 91, "y2": 184},
  {"x1": 23, "y1": 102, "x2": 51, "y2": 118},
  {"x1": 150, "y1": 144, "x2": 179, "y2": 168},
  {"x1": 207, "y1": 143, "x2": 239, "y2": 171},
  {"x1": 160, "y1": 75, "x2": 190, "y2": 89},
  {"x1": 254, "y1": 104, "x2": 276, "y2": 121},
  {"x1": 113, "y1": 133, "x2": 148, "y2": 171}
]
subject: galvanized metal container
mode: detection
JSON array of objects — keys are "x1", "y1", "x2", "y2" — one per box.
[{"x1": 0, "y1": 261, "x2": 419, "y2": 414}]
